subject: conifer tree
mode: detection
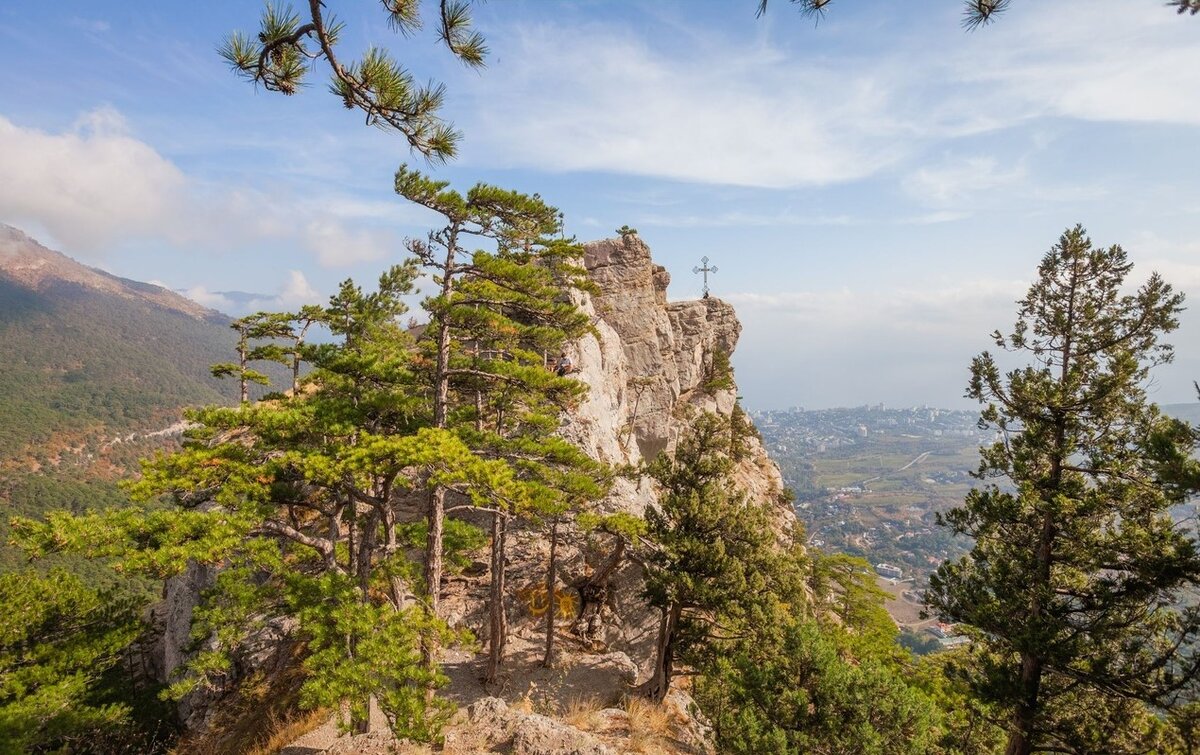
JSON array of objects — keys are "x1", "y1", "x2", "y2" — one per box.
[
  {"x1": 11, "y1": 266, "x2": 517, "y2": 741},
  {"x1": 926, "y1": 225, "x2": 1200, "y2": 755},
  {"x1": 219, "y1": 0, "x2": 487, "y2": 161},
  {"x1": 392, "y1": 165, "x2": 603, "y2": 682},
  {"x1": 210, "y1": 314, "x2": 276, "y2": 403},
  {"x1": 0, "y1": 570, "x2": 142, "y2": 753},
  {"x1": 637, "y1": 412, "x2": 783, "y2": 702}
]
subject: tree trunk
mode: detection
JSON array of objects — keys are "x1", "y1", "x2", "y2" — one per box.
[
  {"x1": 543, "y1": 518, "x2": 559, "y2": 668},
  {"x1": 382, "y1": 502, "x2": 411, "y2": 610},
  {"x1": 486, "y1": 512, "x2": 508, "y2": 683},
  {"x1": 425, "y1": 487, "x2": 445, "y2": 611},
  {"x1": 638, "y1": 602, "x2": 681, "y2": 702},
  {"x1": 1005, "y1": 653, "x2": 1042, "y2": 755},
  {"x1": 350, "y1": 509, "x2": 379, "y2": 735},
  {"x1": 238, "y1": 339, "x2": 249, "y2": 404},
  {"x1": 425, "y1": 235, "x2": 456, "y2": 616}
]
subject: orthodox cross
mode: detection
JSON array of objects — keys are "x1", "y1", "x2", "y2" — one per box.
[{"x1": 693, "y1": 256, "x2": 718, "y2": 299}]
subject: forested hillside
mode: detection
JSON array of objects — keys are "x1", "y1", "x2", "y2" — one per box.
[{"x1": 0, "y1": 225, "x2": 237, "y2": 466}]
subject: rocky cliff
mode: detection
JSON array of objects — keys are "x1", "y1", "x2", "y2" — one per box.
[
  {"x1": 166, "y1": 234, "x2": 795, "y2": 753},
  {"x1": 563, "y1": 233, "x2": 789, "y2": 521}
]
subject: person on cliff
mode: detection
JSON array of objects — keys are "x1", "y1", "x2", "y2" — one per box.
[{"x1": 555, "y1": 351, "x2": 574, "y2": 376}]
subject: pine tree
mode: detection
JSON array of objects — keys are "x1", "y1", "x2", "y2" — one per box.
[
  {"x1": 926, "y1": 225, "x2": 1200, "y2": 754},
  {"x1": 11, "y1": 267, "x2": 510, "y2": 740},
  {"x1": 0, "y1": 569, "x2": 142, "y2": 753},
  {"x1": 392, "y1": 165, "x2": 603, "y2": 682},
  {"x1": 210, "y1": 314, "x2": 276, "y2": 403},
  {"x1": 218, "y1": 1, "x2": 487, "y2": 161},
  {"x1": 637, "y1": 412, "x2": 783, "y2": 702}
]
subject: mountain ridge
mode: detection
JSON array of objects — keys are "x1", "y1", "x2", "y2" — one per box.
[
  {"x1": 0, "y1": 223, "x2": 224, "y2": 321},
  {"x1": 0, "y1": 225, "x2": 239, "y2": 468}
]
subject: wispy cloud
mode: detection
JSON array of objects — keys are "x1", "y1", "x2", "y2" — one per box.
[
  {"x1": 458, "y1": 23, "x2": 907, "y2": 188},
  {"x1": 637, "y1": 210, "x2": 857, "y2": 229},
  {"x1": 68, "y1": 17, "x2": 111, "y2": 34},
  {"x1": 174, "y1": 270, "x2": 323, "y2": 315},
  {"x1": 903, "y1": 156, "x2": 1026, "y2": 207},
  {"x1": 455, "y1": 0, "x2": 1200, "y2": 190}
]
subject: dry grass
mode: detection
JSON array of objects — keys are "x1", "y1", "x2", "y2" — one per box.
[
  {"x1": 172, "y1": 706, "x2": 327, "y2": 755},
  {"x1": 623, "y1": 696, "x2": 674, "y2": 754},
  {"x1": 561, "y1": 695, "x2": 605, "y2": 731},
  {"x1": 245, "y1": 708, "x2": 330, "y2": 755}
]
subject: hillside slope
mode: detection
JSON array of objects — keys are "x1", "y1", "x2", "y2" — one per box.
[{"x1": 0, "y1": 224, "x2": 237, "y2": 467}]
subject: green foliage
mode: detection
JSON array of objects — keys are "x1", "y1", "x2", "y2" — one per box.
[
  {"x1": 0, "y1": 570, "x2": 142, "y2": 754},
  {"x1": 287, "y1": 571, "x2": 464, "y2": 741},
  {"x1": 220, "y1": 0, "x2": 488, "y2": 161},
  {"x1": 638, "y1": 412, "x2": 800, "y2": 700},
  {"x1": 702, "y1": 347, "x2": 736, "y2": 395},
  {"x1": 697, "y1": 617, "x2": 940, "y2": 755},
  {"x1": 809, "y1": 552, "x2": 904, "y2": 661},
  {"x1": 396, "y1": 519, "x2": 487, "y2": 572},
  {"x1": 927, "y1": 226, "x2": 1200, "y2": 752}
]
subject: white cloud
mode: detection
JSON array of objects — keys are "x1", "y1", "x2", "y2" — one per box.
[
  {"x1": 727, "y1": 277, "x2": 1027, "y2": 335},
  {"x1": 180, "y1": 286, "x2": 236, "y2": 313},
  {"x1": 460, "y1": 24, "x2": 907, "y2": 188},
  {"x1": 179, "y1": 270, "x2": 322, "y2": 315},
  {"x1": 0, "y1": 108, "x2": 407, "y2": 268},
  {"x1": 303, "y1": 220, "x2": 397, "y2": 266},
  {"x1": 0, "y1": 108, "x2": 189, "y2": 250},
  {"x1": 272, "y1": 270, "x2": 321, "y2": 309},
  {"x1": 638, "y1": 210, "x2": 856, "y2": 229}
]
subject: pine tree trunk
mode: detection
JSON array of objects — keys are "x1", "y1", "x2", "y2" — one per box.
[
  {"x1": 1005, "y1": 653, "x2": 1042, "y2": 755},
  {"x1": 350, "y1": 509, "x2": 379, "y2": 735},
  {"x1": 572, "y1": 536, "x2": 624, "y2": 642},
  {"x1": 543, "y1": 518, "x2": 559, "y2": 668},
  {"x1": 426, "y1": 487, "x2": 445, "y2": 610},
  {"x1": 382, "y1": 503, "x2": 410, "y2": 610},
  {"x1": 425, "y1": 235, "x2": 456, "y2": 616},
  {"x1": 639, "y1": 602, "x2": 680, "y2": 702},
  {"x1": 486, "y1": 511, "x2": 507, "y2": 683},
  {"x1": 1004, "y1": 276, "x2": 1075, "y2": 755},
  {"x1": 239, "y1": 341, "x2": 249, "y2": 404}
]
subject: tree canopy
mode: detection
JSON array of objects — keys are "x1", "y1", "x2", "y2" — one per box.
[{"x1": 927, "y1": 225, "x2": 1200, "y2": 754}]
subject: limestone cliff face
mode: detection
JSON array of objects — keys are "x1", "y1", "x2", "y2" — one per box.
[{"x1": 562, "y1": 233, "x2": 789, "y2": 521}]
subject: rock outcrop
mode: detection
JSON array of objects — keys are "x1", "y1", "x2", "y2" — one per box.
[
  {"x1": 562, "y1": 233, "x2": 788, "y2": 519},
  {"x1": 165, "y1": 233, "x2": 793, "y2": 753}
]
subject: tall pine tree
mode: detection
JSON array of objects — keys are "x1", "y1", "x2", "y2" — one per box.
[{"x1": 927, "y1": 225, "x2": 1200, "y2": 754}]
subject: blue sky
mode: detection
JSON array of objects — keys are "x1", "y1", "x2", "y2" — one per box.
[{"x1": 2, "y1": 0, "x2": 1200, "y2": 409}]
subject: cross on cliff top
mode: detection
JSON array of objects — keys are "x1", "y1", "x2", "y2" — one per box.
[{"x1": 693, "y1": 256, "x2": 718, "y2": 299}]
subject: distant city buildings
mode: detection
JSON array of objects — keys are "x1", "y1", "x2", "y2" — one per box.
[{"x1": 876, "y1": 563, "x2": 903, "y2": 580}]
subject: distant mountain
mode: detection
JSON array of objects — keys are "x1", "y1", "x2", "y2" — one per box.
[{"x1": 0, "y1": 224, "x2": 239, "y2": 467}]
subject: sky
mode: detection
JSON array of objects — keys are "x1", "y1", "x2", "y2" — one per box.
[{"x1": 2, "y1": 0, "x2": 1200, "y2": 410}]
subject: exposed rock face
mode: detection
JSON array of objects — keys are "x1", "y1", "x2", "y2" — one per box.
[
  {"x1": 538, "y1": 232, "x2": 796, "y2": 679},
  {"x1": 562, "y1": 233, "x2": 788, "y2": 519}
]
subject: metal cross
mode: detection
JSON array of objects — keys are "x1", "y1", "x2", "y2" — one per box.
[{"x1": 693, "y1": 256, "x2": 718, "y2": 298}]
